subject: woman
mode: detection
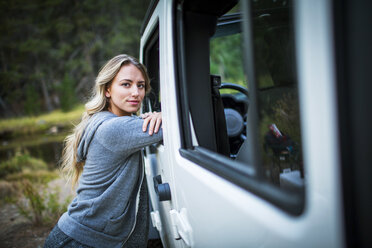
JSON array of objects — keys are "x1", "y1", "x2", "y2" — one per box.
[{"x1": 44, "y1": 54, "x2": 163, "y2": 248}]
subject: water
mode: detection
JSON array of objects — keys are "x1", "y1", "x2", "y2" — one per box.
[{"x1": 0, "y1": 133, "x2": 67, "y2": 169}]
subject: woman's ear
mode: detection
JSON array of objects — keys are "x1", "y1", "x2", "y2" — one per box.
[{"x1": 105, "y1": 89, "x2": 111, "y2": 98}]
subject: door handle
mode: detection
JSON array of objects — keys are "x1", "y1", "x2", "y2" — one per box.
[{"x1": 153, "y1": 175, "x2": 171, "y2": 201}]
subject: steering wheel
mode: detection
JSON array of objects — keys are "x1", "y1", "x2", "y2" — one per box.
[
  {"x1": 220, "y1": 83, "x2": 249, "y2": 157},
  {"x1": 220, "y1": 82, "x2": 249, "y2": 96}
]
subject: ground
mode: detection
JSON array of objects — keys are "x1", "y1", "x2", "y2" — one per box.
[
  {"x1": 0, "y1": 202, "x2": 53, "y2": 248},
  {"x1": 0, "y1": 178, "x2": 72, "y2": 248},
  {"x1": 0, "y1": 204, "x2": 164, "y2": 248},
  {"x1": 0, "y1": 178, "x2": 163, "y2": 248}
]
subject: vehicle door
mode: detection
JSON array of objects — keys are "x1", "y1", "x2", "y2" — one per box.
[{"x1": 140, "y1": 0, "x2": 350, "y2": 247}]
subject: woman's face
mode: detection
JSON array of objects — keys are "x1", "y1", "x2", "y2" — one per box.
[{"x1": 105, "y1": 64, "x2": 146, "y2": 116}]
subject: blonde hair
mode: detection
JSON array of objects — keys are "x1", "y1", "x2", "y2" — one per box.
[{"x1": 60, "y1": 54, "x2": 151, "y2": 188}]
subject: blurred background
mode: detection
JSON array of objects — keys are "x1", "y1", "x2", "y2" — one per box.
[{"x1": 0, "y1": 0, "x2": 150, "y2": 246}]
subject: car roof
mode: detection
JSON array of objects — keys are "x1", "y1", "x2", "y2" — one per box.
[{"x1": 140, "y1": 0, "x2": 238, "y2": 35}]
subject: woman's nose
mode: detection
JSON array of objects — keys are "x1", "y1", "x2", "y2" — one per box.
[{"x1": 131, "y1": 86, "x2": 139, "y2": 96}]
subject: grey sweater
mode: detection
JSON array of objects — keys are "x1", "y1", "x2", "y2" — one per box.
[{"x1": 58, "y1": 111, "x2": 163, "y2": 248}]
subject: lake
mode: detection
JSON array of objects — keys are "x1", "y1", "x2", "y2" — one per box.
[{"x1": 0, "y1": 132, "x2": 67, "y2": 169}]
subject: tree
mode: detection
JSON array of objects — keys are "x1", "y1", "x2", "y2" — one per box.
[{"x1": 0, "y1": 0, "x2": 150, "y2": 117}]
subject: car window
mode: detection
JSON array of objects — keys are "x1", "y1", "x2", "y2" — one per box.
[
  {"x1": 178, "y1": 0, "x2": 304, "y2": 214},
  {"x1": 143, "y1": 27, "x2": 160, "y2": 113},
  {"x1": 251, "y1": 0, "x2": 304, "y2": 187},
  {"x1": 210, "y1": 18, "x2": 249, "y2": 157},
  {"x1": 208, "y1": 0, "x2": 304, "y2": 190}
]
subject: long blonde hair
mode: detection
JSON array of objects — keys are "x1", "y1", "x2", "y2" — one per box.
[{"x1": 60, "y1": 54, "x2": 151, "y2": 188}]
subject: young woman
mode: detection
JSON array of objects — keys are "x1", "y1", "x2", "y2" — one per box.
[{"x1": 44, "y1": 54, "x2": 163, "y2": 248}]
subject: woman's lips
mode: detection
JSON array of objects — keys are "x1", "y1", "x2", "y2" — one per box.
[{"x1": 127, "y1": 100, "x2": 140, "y2": 105}]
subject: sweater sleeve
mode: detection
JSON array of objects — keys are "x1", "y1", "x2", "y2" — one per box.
[{"x1": 95, "y1": 116, "x2": 163, "y2": 154}]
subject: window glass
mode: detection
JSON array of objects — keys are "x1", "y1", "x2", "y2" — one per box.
[
  {"x1": 251, "y1": 0, "x2": 304, "y2": 189},
  {"x1": 208, "y1": 0, "x2": 304, "y2": 192},
  {"x1": 179, "y1": 0, "x2": 304, "y2": 211},
  {"x1": 210, "y1": 13, "x2": 249, "y2": 157},
  {"x1": 210, "y1": 32, "x2": 246, "y2": 93}
]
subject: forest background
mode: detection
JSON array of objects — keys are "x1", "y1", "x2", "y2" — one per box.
[
  {"x1": 0, "y1": 0, "x2": 151, "y2": 118},
  {"x1": 0, "y1": 1, "x2": 152, "y2": 247}
]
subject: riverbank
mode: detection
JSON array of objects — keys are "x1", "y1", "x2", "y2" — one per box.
[
  {"x1": 0, "y1": 151, "x2": 74, "y2": 247},
  {"x1": 0, "y1": 177, "x2": 74, "y2": 248},
  {"x1": 0, "y1": 108, "x2": 81, "y2": 247},
  {"x1": 0, "y1": 105, "x2": 84, "y2": 139}
]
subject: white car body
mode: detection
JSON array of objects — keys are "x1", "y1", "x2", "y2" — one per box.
[{"x1": 139, "y1": 0, "x2": 371, "y2": 247}]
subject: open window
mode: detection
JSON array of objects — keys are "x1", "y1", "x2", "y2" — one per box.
[
  {"x1": 142, "y1": 25, "x2": 162, "y2": 152},
  {"x1": 210, "y1": 11, "x2": 248, "y2": 158},
  {"x1": 143, "y1": 26, "x2": 161, "y2": 113},
  {"x1": 176, "y1": 0, "x2": 304, "y2": 214}
]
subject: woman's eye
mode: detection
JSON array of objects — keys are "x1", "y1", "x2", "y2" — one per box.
[
  {"x1": 122, "y1": 83, "x2": 130, "y2": 87},
  {"x1": 138, "y1": 84, "x2": 145, "y2": 89}
]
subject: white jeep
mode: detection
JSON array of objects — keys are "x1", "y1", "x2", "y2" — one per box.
[{"x1": 139, "y1": 0, "x2": 372, "y2": 247}]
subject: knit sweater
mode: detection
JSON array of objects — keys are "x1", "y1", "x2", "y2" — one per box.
[{"x1": 58, "y1": 111, "x2": 163, "y2": 248}]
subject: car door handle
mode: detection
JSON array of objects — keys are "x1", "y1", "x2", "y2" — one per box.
[{"x1": 153, "y1": 175, "x2": 171, "y2": 201}]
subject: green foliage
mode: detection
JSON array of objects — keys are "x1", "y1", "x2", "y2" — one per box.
[
  {"x1": 44, "y1": 188, "x2": 61, "y2": 221},
  {"x1": 6, "y1": 170, "x2": 59, "y2": 184},
  {"x1": 272, "y1": 93, "x2": 301, "y2": 143},
  {"x1": 0, "y1": 156, "x2": 22, "y2": 177},
  {"x1": 210, "y1": 32, "x2": 249, "y2": 98},
  {"x1": 259, "y1": 92, "x2": 302, "y2": 165},
  {"x1": 21, "y1": 180, "x2": 45, "y2": 225},
  {"x1": 0, "y1": 0, "x2": 151, "y2": 117},
  {"x1": 0, "y1": 180, "x2": 19, "y2": 201},
  {"x1": 43, "y1": 187, "x2": 71, "y2": 224},
  {"x1": 0, "y1": 151, "x2": 48, "y2": 178},
  {"x1": 0, "y1": 150, "x2": 69, "y2": 225},
  {"x1": 24, "y1": 84, "x2": 42, "y2": 116},
  {"x1": 210, "y1": 33, "x2": 245, "y2": 83},
  {"x1": 7, "y1": 179, "x2": 69, "y2": 226},
  {"x1": 59, "y1": 73, "x2": 77, "y2": 112},
  {"x1": 0, "y1": 104, "x2": 84, "y2": 137}
]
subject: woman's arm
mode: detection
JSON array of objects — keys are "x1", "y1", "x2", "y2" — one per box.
[{"x1": 95, "y1": 113, "x2": 163, "y2": 154}]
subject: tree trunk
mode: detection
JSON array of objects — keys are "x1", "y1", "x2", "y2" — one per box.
[
  {"x1": 0, "y1": 96, "x2": 11, "y2": 117},
  {"x1": 40, "y1": 76, "x2": 53, "y2": 112}
]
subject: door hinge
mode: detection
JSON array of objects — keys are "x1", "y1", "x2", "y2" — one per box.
[
  {"x1": 170, "y1": 208, "x2": 194, "y2": 247},
  {"x1": 150, "y1": 210, "x2": 162, "y2": 232}
]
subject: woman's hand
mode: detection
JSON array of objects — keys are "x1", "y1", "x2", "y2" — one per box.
[{"x1": 140, "y1": 111, "x2": 162, "y2": 135}]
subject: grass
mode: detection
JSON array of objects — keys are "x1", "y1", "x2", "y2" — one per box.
[
  {"x1": 6, "y1": 178, "x2": 70, "y2": 226},
  {"x1": 0, "y1": 107, "x2": 76, "y2": 226},
  {"x1": 0, "y1": 150, "x2": 69, "y2": 226},
  {"x1": 0, "y1": 133, "x2": 67, "y2": 151},
  {"x1": 5, "y1": 170, "x2": 59, "y2": 184},
  {"x1": 0, "y1": 151, "x2": 48, "y2": 178},
  {"x1": 0, "y1": 104, "x2": 84, "y2": 137}
]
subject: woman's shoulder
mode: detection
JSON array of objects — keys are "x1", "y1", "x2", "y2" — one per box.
[
  {"x1": 92, "y1": 111, "x2": 116, "y2": 120},
  {"x1": 84, "y1": 111, "x2": 116, "y2": 131}
]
